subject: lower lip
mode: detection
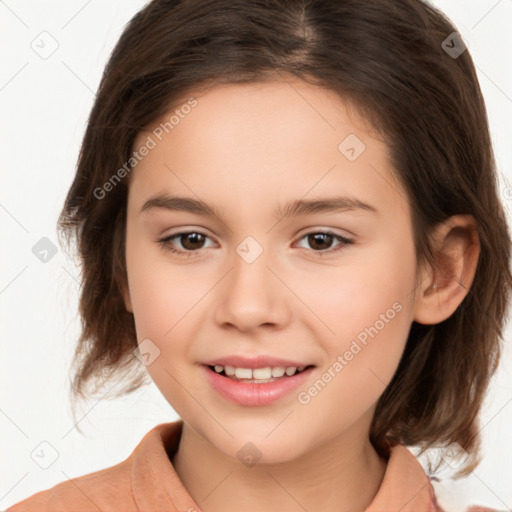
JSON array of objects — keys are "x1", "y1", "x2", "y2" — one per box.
[{"x1": 202, "y1": 365, "x2": 314, "y2": 407}]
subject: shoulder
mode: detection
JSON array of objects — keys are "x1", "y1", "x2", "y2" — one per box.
[
  {"x1": 373, "y1": 444, "x2": 501, "y2": 512},
  {"x1": 5, "y1": 457, "x2": 135, "y2": 512},
  {"x1": 5, "y1": 421, "x2": 183, "y2": 512}
]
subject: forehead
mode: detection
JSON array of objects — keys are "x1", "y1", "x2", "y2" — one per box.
[
  {"x1": 137, "y1": 79, "x2": 377, "y2": 154},
  {"x1": 128, "y1": 79, "x2": 408, "y2": 220}
]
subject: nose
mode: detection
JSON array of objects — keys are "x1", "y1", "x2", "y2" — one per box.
[{"x1": 214, "y1": 241, "x2": 291, "y2": 333}]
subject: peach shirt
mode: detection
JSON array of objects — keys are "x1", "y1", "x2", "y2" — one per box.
[{"x1": 6, "y1": 420, "x2": 495, "y2": 512}]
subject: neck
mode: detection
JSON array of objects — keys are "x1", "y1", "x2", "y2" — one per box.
[{"x1": 172, "y1": 421, "x2": 387, "y2": 512}]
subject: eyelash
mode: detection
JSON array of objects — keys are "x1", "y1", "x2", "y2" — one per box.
[{"x1": 158, "y1": 230, "x2": 354, "y2": 258}]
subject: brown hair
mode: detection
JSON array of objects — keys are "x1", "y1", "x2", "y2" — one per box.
[{"x1": 58, "y1": 0, "x2": 512, "y2": 475}]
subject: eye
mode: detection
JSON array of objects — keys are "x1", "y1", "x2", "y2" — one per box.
[
  {"x1": 294, "y1": 231, "x2": 354, "y2": 255},
  {"x1": 158, "y1": 231, "x2": 215, "y2": 258},
  {"x1": 158, "y1": 229, "x2": 354, "y2": 258}
]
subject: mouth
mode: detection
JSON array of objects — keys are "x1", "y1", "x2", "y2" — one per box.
[
  {"x1": 202, "y1": 362, "x2": 316, "y2": 406},
  {"x1": 206, "y1": 364, "x2": 315, "y2": 383}
]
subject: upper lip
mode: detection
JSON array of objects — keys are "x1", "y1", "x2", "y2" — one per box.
[{"x1": 203, "y1": 355, "x2": 314, "y2": 369}]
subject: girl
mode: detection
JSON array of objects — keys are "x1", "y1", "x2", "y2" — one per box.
[{"x1": 7, "y1": 0, "x2": 511, "y2": 511}]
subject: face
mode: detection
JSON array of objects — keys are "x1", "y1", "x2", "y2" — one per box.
[{"x1": 123, "y1": 79, "x2": 420, "y2": 463}]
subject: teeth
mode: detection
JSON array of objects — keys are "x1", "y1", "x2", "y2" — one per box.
[
  {"x1": 210, "y1": 364, "x2": 308, "y2": 379},
  {"x1": 224, "y1": 365, "x2": 236, "y2": 376},
  {"x1": 271, "y1": 367, "x2": 286, "y2": 377},
  {"x1": 234, "y1": 367, "x2": 252, "y2": 379},
  {"x1": 253, "y1": 367, "x2": 272, "y2": 379}
]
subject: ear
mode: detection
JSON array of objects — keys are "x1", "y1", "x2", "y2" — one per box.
[{"x1": 413, "y1": 215, "x2": 480, "y2": 325}]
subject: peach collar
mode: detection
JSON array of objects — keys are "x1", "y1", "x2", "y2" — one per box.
[{"x1": 131, "y1": 420, "x2": 440, "y2": 512}]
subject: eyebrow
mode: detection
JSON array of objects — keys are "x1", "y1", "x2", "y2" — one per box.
[{"x1": 140, "y1": 193, "x2": 379, "y2": 221}]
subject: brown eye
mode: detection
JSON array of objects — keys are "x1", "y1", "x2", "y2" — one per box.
[
  {"x1": 158, "y1": 231, "x2": 215, "y2": 257},
  {"x1": 307, "y1": 233, "x2": 334, "y2": 251},
  {"x1": 158, "y1": 229, "x2": 354, "y2": 258},
  {"x1": 178, "y1": 232, "x2": 207, "y2": 250},
  {"x1": 295, "y1": 231, "x2": 354, "y2": 255}
]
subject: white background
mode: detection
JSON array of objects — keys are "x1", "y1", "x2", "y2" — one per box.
[{"x1": 1, "y1": 1, "x2": 511, "y2": 510}]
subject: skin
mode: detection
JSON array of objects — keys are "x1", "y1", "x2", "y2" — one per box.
[{"x1": 121, "y1": 78, "x2": 480, "y2": 512}]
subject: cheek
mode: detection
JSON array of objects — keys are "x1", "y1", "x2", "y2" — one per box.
[
  {"x1": 296, "y1": 244, "x2": 415, "y2": 395},
  {"x1": 292, "y1": 248, "x2": 414, "y2": 344},
  {"x1": 125, "y1": 234, "x2": 202, "y2": 337},
  {"x1": 124, "y1": 239, "x2": 199, "y2": 405},
  {"x1": 296, "y1": 290, "x2": 411, "y2": 436}
]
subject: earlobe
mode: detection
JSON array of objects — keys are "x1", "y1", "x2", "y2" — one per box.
[{"x1": 413, "y1": 215, "x2": 480, "y2": 325}]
